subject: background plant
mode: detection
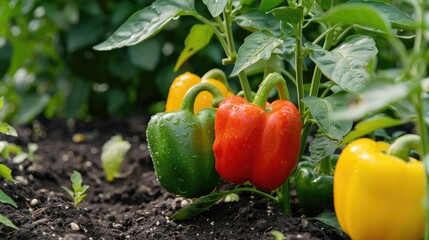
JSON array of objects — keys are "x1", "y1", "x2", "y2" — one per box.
[{"x1": 0, "y1": 0, "x2": 228, "y2": 123}]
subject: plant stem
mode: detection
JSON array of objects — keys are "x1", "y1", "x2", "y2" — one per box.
[
  {"x1": 192, "y1": 14, "x2": 229, "y2": 56},
  {"x1": 231, "y1": 187, "x2": 278, "y2": 203},
  {"x1": 278, "y1": 179, "x2": 291, "y2": 215},
  {"x1": 294, "y1": 22, "x2": 305, "y2": 116},
  {"x1": 411, "y1": 0, "x2": 429, "y2": 239},
  {"x1": 222, "y1": 1, "x2": 253, "y2": 102}
]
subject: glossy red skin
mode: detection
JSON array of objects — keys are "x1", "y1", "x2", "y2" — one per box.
[{"x1": 213, "y1": 96, "x2": 302, "y2": 191}]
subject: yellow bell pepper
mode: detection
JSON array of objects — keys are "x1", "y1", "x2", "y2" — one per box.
[
  {"x1": 334, "y1": 138, "x2": 425, "y2": 240},
  {"x1": 165, "y1": 70, "x2": 234, "y2": 113}
]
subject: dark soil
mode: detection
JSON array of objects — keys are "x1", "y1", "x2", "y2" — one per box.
[{"x1": 0, "y1": 117, "x2": 346, "y2": 239}]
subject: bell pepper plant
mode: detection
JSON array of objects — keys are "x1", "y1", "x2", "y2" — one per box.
[
  {"x1": 147, "y1": 82, "x2": 223, "y2": 198},
  {"x1": 95, "y1": 0, "x2": 429, "y2": 238}
]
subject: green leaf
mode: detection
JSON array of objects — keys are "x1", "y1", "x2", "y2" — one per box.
[
  {"x1": 101, "y1": 135, "x2": 131, "y2": 182},
  {"x1": 309, "y1": 133, "x2": 339, "y2": 163},
  {"x1": 306, "y1": 35, "x2": 378, "y2": 93},
  {"x1": 76, "y1": 194, "x2": 87, "y2": 204},
  {"x1": 0, "y1": 122, "x2": 17, "y2": 137},
  {"x1": 260, "y1": 0, "x2": 283, "y2": 12},
  {"x1": 347, "y1": 1, "x2": 417, "y2": 30},
  {"x1": 174, "y1": 24, "x2": 214, "y2": 71},
  {"x1": 270, "y1": 6, "x2": 303, "y2": 25},
  {"x1": 231, "y1": 31, "x2": 283, "y2": 76},
  {"x1": 224, "y1": 193, "x2": 240, "y2": 202},
  {"x1": 340, "y1": 114, "x2": 404, "y2": 146},
  {"x1": 77, "y1": 185, "x2": 90, "y2": 196},
  {"x1": 271, "y1": 230, "x2": 285, "y2": 240},
  {"x1": 302, "y1": 92, "x2": 353, "y2": 139},
  {"x1": 0, "y1": 96, "x2": 3, "y2": 110},
  {"x1": 203, "y1": 0, "x2": 228, "y2": 17},
  {"x1": 235, "y1": 10, "x2": 281, "y2": 34},
  {"x1": 94, "y1": 0, "x2": 195, "y2": 50},
  {"x1": 171, "y1": 191, "x2": 230, "y2": 221},
  {"x1": 0, "y1": 164, "x2": 14, "y2": 182},
  {"x1": 128, "y1": 38, "x2": 162, "y2": 71},
  {"x1": 0, "y1": 214, "x2": 18, "y2": 230},
  {"x1": 308, "y1": 212, "x2": 344, "y2": 236},
  {"x1": 71, "y1": 170, "x2": 83, "y2": 193},
  {"x1": 333, "y1": 80, "x2": 412, "y2": 121},
  {"x1": 0, "y1": 189, "x2": 17, "y2": 208},
  {"x1": 61, "y1": 186, "x2": 75, "y2": 198},
  {"x1": 315, "y1": 4, "x2": 391, "y2": 33}
]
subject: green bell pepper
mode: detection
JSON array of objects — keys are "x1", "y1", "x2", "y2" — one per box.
[
  {"x1": 146, "y1": 83, "x2": 224, "y2": 198},
  {"x1": 295, "y1": 155, "x2": 338, "y2": 216}
]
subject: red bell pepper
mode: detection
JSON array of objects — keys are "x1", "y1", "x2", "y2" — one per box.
[{"x1": 213, "y1": 73, "x2": 301, "y2": 191}]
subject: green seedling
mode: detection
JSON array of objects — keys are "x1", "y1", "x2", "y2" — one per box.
[{"x1": 62, "y1": 171, "x2": 89, "y2": 208}]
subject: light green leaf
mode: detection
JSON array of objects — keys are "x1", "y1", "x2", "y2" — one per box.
[
  {"x1": 0, "y1": 122, "x2": 17, "y2": 137},
  {"x1": 309, "y1": 133, "x2": 339, "y2": 162},
  {"x1": 78, "y1": 185, "x2": 90, "y2": 195},
  {"x1": 101, "y1": 135, "x2": 131, "y2": 182},
  {"x1": 203, "y1": 0, "x2": 228, "y2": 17},
  {"x1": 0, "y1": 214, "x2": 18, "y2": 230},
  {"x1": 340, "y1": 114, "x2": 404, "y2": 146},
  {"x1": 315, "y1": 4, "x2": 391, "y2": 33},
  {"x1": 270, "y1": 6, "x2": 303, "y2": 25},
  {"x1": 0, "y1": 189, "x2": 17, "y2": 208},
  {"x1": 71, "y1": 170, "x2": 83, "y2": 192},
  {"x1": 333, "y1": 80, "x2": 412, "y2": 121},
  {"x1": 271, "y1": 230, "x2": 285, "y2": 240},
  {"x1": 308, "y1": 212, "x2": 344, "y2": 236},
  {"x1": 231, "y1": 31, "x2": 283, "y2": 76},
  {"x1": 306, "y1": 35, "x2": 378, "y2": 93},
  {"x1": 0, "y1": 164, "x2": 14, "y2": 182},
  {"x1": 224, "y1": 193, "x2": 240, "y2": 202},
  {"x1": 94, "y1": 0, "x2": 195, "y2": 50},
  {"x1": 61, "y1": 186, "x2": 75, "y2": 198},
  {"x1": 0, "y1": 96, "x2": 3, "y2": 109},
  {"x1": 302, "y1": 92, "x2": 353, "y2": 139},
  {"x1": 76, "y1": 194, "x2": 87, "y2": 204},
  {"x1": 235, "y1": 10, "x2": 281, "y2": 34},
  {"x1": 347, "y1": 1, "x2": 417, "y2": 30},
  {"x1": 174, "y1": 24, "x2": 214, "y2": 71},
  {"x1": 172, "y1": 191, "x2": 230, "y2": 221}
]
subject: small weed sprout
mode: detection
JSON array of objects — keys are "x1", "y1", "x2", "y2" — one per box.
[{"x1": 62, "y1": 171, "x2": 89, "y2": 208}]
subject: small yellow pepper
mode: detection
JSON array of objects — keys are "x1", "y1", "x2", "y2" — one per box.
[
  {"x1": 334, "y1": 137, "x2": 425, "y2": 240},
  {"x1": 165, "y1": 70, "x2": 234, "y2": 113}
]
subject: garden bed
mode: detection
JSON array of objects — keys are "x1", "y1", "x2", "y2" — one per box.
[{"x1": 0, "y1": 117, "x2": 345, "y2": 239}]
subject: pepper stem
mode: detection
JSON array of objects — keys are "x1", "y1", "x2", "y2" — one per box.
[
  {"x1": 278, "y1": 178, "x2": 291, "y2": 216},
  {"x1": 253, "y1": 72, "x2": 290, "y2": 108},
  {"x1": 387, "y1": 134, "x2": 422, "y2": 162},
  {"x1": 181, "y1": 82, "x2": 224, "y2": 114},
  {"x1": 318, "y1": 156, "x2": 333, "y2": 175},
  {"x1": 201, "y1": 69, "x2": 231, "y2": 90}
]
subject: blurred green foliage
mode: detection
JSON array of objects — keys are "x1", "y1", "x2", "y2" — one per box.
[{"x1": 0, "y1": 0, "x2": 225, "y2": 123}]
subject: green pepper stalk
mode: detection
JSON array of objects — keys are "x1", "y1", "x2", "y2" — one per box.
[{"x1": 147, "y1": 83, "x2": 224, "y2": 198}]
